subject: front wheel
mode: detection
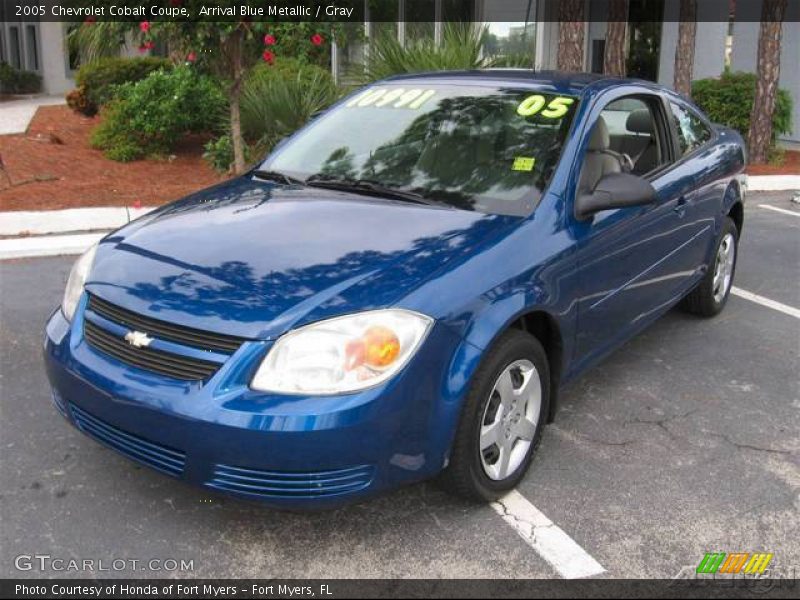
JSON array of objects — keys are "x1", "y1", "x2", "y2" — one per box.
[
  {"x1": 681, "y1": 216, "x2": 739, "y2": 317},
  {"x1": 438, "y1": 330, "x2": 550, "y2": 502}
]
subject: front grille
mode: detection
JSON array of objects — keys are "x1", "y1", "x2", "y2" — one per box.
[
  {"x1": 84, "y1": 319, "x2": 220, "y2": 381},
  {"x1": 207, "y1": 463, "x2": 375, "y2": 499},
  {"x1": 87, "y1": 294, "x2": 245, "y2": 354},
  {"x1": 70, "y1": 404, "x2": 186, "y2": 477}
]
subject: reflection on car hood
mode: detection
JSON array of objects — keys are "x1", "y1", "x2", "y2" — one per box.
[{"x1": 86, "y1": 178, "x2": 519, "y2": 339}]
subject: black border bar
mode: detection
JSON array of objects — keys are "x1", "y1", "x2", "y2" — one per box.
[
  {"x1": 3, "y1": 578, "x2": 799, "y2": 599},
  {"x1": 1, "y1": 0, "x2": 798, "y2": 23}
]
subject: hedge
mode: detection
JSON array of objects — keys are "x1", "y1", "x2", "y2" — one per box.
[
  {"x1": 0, "y1": 62, "x2": 42, "y2": 94},
  {"x1": 692, "y1": 71, "x2": 792, "y2": 144},
  {"x1": 73, "y1": 56, "x2": 171, "y2": 115}
]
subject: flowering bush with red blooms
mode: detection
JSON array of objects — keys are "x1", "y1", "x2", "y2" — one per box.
[
  {"x1": 70, "y1": 16, "x2": 337, "y2": 173},
  {"x1": 257, "y1": 23, "x2": 333, "y2": 70}
]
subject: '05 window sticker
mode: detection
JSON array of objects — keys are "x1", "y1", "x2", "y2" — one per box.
[
  {"x1": 516, "y1": 95, "x2": 575, "y2": 119},
  {"x1": 346, "y1": 88, "x2": 437, "y2": 110}
]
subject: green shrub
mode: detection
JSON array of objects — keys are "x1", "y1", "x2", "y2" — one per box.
[
  {"x1": 0, "y1": 61, "x2": 42, "y2": 94},
  {"x1": 91, "y1": 66, "x2": 226, "y2": 161},
  {"x1": 203, "y1": 134, "x2": 252, "y2": 173},
  {"x1": 361, "y1": 24, "x2": 506, "y2": 82},
  {"x1": 239, "y1": 58, "x2": 340, "y2": 152},
  {"x1": 75, "y1": 56, "x2": 171, "y2": 114},
  {"x1": 692, "y1": 71, "x2": 793, "y2": 144}
]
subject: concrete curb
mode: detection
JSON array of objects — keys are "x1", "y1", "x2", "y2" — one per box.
[
  {"x1": 746, "y1": 174, "x2": 800, "y2": 192},
  {"x1": 0, "y1": 232, "x2": 105, "y2": 260},
  {"x1": 0, "y1": 206, "x2": 156, "y2": 236}
]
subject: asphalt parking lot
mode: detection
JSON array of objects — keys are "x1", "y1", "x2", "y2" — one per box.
[{"x1": 1, "y1": 191, "x2": 798, "y2": 580}]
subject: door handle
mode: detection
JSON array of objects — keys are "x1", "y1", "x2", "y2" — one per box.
[{"x1": 674, "y1": 196, "x2": 688, "y2": 218}]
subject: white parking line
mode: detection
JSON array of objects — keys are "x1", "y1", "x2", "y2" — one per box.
[
  {"x1": 491, "y1": 490, "x2": 606, "y2": 579},
  {"x1": 731, "y1": 287, "x2": 800, "y2": 320},
  {"x1": 758, "y1": 204, "x2": 800, "y2": 218},
  {"x1": 0, "y1": 233, "x2": 104, "y2": 260}
]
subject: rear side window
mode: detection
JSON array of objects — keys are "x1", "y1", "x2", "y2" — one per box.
[{"x1": 670, "y1": 102, "x2": 712, "y2": 157}]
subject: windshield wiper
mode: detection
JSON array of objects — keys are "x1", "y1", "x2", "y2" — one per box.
[
  {"x1": 305, "y1": 174, "x2": 444, "y2": 207},
  {"x1": 251, "y1": 169, "x2": 305, "y2": 186}
]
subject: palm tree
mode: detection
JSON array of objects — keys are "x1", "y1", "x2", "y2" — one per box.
[
  {"x1": 672, "y1": 0, "x2": 697, "y2": 97},
  {"x1": 747, "y1": 0, "x2": 789, "y2": 164},
  {"x1": 557, "y1": 0, "x2": 586, "y2": 72},
  {"x1": 604, "y1": 0, "x2": 629, "y2": 77}
]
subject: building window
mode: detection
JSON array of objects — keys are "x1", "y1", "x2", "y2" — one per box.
[
  {"x1": 405, "y1": 0, "x2": 436, "y2": 43},
  {"x1": 25, "y1": 24, "x2": 38, "y2": 71},
  {"x1": 591, "y1": 39, "x2": 605, "y2": 74},
  {"x1": 483, "y1": 22, "x2": 536, "y2": 64},
  {"x1": 8, "y1": 26, "x2": 21, "y2": 69}
]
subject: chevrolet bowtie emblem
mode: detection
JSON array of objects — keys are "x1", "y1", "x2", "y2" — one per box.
[{"x1": 124, "y1": 330, "x2": 153, "y2": 348}]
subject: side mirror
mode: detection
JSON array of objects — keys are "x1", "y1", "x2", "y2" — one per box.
[{"x1": 575, "y1": 172, "x2": 656, "y2": 220}]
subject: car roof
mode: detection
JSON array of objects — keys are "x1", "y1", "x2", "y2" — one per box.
[{"x1": 382, "y1": 69, "x2": 648, "y2": 96}]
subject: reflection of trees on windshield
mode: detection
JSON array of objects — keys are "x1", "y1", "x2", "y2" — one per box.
[
  {"x1": 312, "y1": 93, "x2": 572, "y2": 213},
  {"x1": 320, "y1": 147, "x2": 358, "y2": 179}
]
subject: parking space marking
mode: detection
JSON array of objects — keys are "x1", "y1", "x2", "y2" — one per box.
[
  {"x1": 731, "y1": 287, "x2": 800, "y2": 320},
  {"x1": 758, "y1": 204, "x2": 800, "y2": 218},
  {"x1": 491, "y1": 490, "x2": 606, "y2": 579}
]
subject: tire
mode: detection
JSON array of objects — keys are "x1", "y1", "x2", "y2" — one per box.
[
  {"x1": 681, "y1": 216, "x2": 739, "y2": 317},
  {"x1": 438, "y1": 329, "x2": 550, "y2": 502}
]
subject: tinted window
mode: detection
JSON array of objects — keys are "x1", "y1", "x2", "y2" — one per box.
[
  {"x1": 670, "y1": 102, "x2": 712, "y2": 156},
  {"x1": 262, "y1": 84, "x2": 579, "y2": 216}
]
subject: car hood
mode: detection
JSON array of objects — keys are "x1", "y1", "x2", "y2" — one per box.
[{"x1": 87, "y1": 178, "x2": 518, "y2": 339}]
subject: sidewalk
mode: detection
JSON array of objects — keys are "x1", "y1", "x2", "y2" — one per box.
[
  {"x1": 0, "y1": 96, "x2": 67, "y2": 136},
  {"x1": 0, "y1": 206, "x2": 156, "y2": 260}
]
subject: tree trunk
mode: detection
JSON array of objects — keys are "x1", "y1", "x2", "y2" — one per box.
[
  {"x1": 673, "y1": 0, "x2": 697, "y2": 96},
  {"x1": 229, "y1": 29, "x2": 246, "y2": 175},
  {"x1": 747, "y1": 0, "x2": 788, "y2": 164},
  {"x1": 604, "y1": 0, "x2": 628, "y2": 76},
  {"x1": 557, "y1": 0, "x2": 586, "y2": 72}
]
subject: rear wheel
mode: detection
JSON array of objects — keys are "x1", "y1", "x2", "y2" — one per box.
[
  {"x1": 681, "y1": 216, "x2": 738, "y2": 317},
  {"x1": 438, "y1": 330, "x2": 550, "y2": 502}
]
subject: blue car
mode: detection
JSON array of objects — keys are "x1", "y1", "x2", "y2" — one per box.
[{"x1": 44, "y1": 71, "x2": 746, "y2": 507}]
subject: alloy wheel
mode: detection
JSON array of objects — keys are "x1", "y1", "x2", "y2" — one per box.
[
  {"x1": 712, "y1": 232, "x2": 736, "y2": 304},
  {"x1": 479, "y1": 359, "x2": 542, "y2": 481}
]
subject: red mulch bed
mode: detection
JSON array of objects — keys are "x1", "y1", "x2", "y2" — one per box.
[
  {"x1": 746, "y1": 149, "x2": 800, "y2": 175},
  {"x1": 0, "y1": 105, "x2": 226, "y2": 212}
]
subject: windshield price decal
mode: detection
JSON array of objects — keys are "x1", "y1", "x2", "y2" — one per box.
[
  {"x1": 517, "y1": 95, "x2": 575, "y2": 119},
  {"x1": 346, "y1": 88, "x2": 437, "y2": 110}
]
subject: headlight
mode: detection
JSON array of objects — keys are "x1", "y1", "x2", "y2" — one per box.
[
  {"x1": 62, "y1": 243, "x2": 98, "y2": 322},
  {"x1": 251, "y1": 309, "x2": 433, "y2": 395}
]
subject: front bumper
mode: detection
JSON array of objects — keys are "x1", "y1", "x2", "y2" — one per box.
[{"x1": 43, "y1": 301, "x2": 466, "y2": 509}]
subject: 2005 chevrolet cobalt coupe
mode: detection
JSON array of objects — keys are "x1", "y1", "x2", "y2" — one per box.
[{"x1": 45, "y1": 71, "x2": 746, "y2": 507}]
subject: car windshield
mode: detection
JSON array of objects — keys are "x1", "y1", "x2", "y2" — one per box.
[{"x1": 260, "y1": 83, "x2": 579, "y2": 216}]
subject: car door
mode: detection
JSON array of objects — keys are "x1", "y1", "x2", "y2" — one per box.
[
  {"x1": 666, "y1": 100, "x2": 721, "y2": 269},
  {"x1": 570, "y1": 92, "x2": 704, "y2": 370}
]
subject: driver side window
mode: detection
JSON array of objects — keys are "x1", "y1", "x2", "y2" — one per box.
[
  {"x1": 578, "y1": 95, "x2": 667, "y2": 199},
  {"x1": 598, "y1": 98, "x2": 665, "y2": 175}
]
